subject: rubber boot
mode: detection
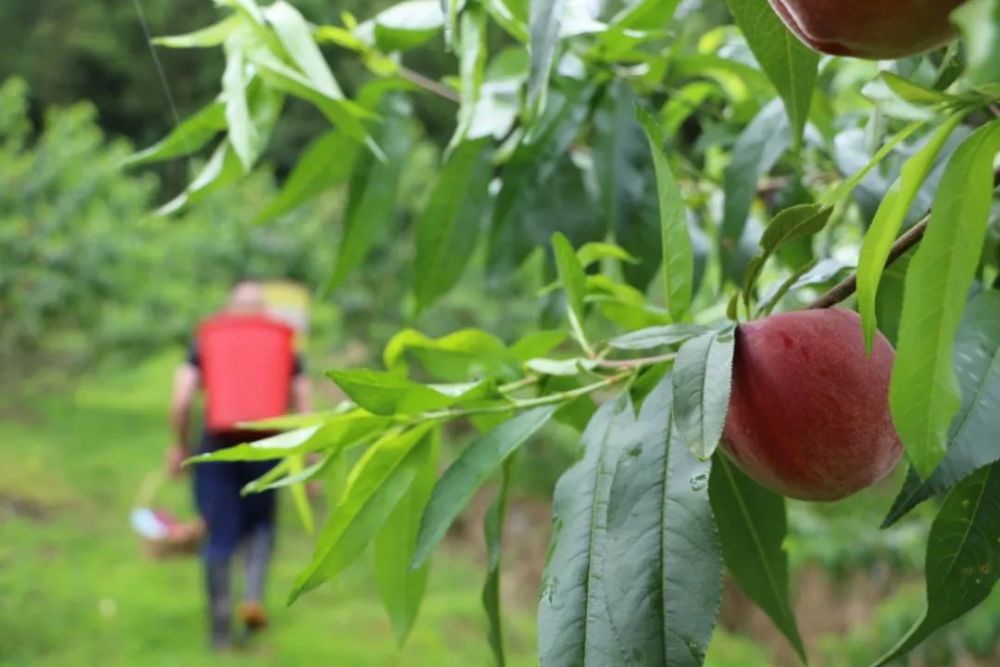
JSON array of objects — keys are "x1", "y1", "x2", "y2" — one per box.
[
  {"x1": 205, "y1": 558, "x2": 232, "y2": 650},
  {"x1": 239, "y1": 525, "x2": 275, "y2": 633}
]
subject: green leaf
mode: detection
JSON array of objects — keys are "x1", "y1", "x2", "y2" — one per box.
[
  {"x1": 255, "y1": 130, "x2": 360, "y2": 223},
  {"x1": 610, "y1": 0, "x2": 681, "y2": 29},
  {"x1": 247, "y1": 48, "x2": 370, "y2": 144},
  {"x1": 721, "y1": 100, "x2": 791, "y2": 282},
  {"x1": 637, "y1": 106, "x2": 693, "y2": 322},
  {"x1": 415, "y1": 139, "x2": 493, "y2": 312},
  {"x1": 482, "y1": 454, "x2": 516, "y2": 666},
  {"x1": 601, "y1": 375, "x2": 722, "y2": 665},
  {"x1": 890, "y1": 120, "x2": 1000, "y2": 479},
  {"x1": 153, "y1": 15, "x2": 243, "y2": 48},
  {"x1": 449, "y1": 8, "x2": 487, "y2": 149},
  {"x1": 538, "y1": 395, "x2": 631, "y2": 666},
  {"x1": 856, "y1": 110, "x2": 967, "y2": 351},
  {"x1": 357, "y1": 0, "x2": 445, "y2": 52},
  {"x1": 576, "y1": 242, "x2": 638, "y2": 268},
  {"x1": 247, "y1": 451, "x2": 335, "y2": 492},
  {"x1": 592, "y1": 83, "x2": 660, "y2": 291},
  {"x1": 874, "y1": 463, "x2": 1000, "y2": 666},
  {"x1": 879, "y1": 72, "x2": 959, "y2": 107},
  {"x1": 126, "y1": 102, "x2": 226, "y2": 167},
  {"x1": 744, "y1": 204, "x2": 833, "y2": 306},
  {"x1": 286, "y1": 453, "x2": 315, "y2": 534},
  {"x1": 710, "y1": 454, "x2": 806, "y2": 663},
  {"x1": 383, "y1": 328, "x2": 513, "y2": 382},
  {"x1": 883, "y1": 290, "x2": 1000, "y2": 527},
  {"x1": 266, "y1": 1, "x2": 345, "y2": 100},
  {"x1": 156, "y1": 140, "x2": 244, "y2": 216},
  {"x1": 327, "y1": 369, "x2": 491, "y2": 416},
  {"x1": 672, "y1": 328, "x2": 735, "y2": 461},
  {"x1": 411, "y1": 406, "x2": 556, "y2": 568},
  {"x1": 952, "y1": 0, "x2": 1000, "y2": 87},
  {"x1": 551, "y1": 232, "x2": 590, "y2": 350},
  {"x1": 374, "y1": 427, "x2": 441, "y2": 644},
  {"x1": 222, "y1": 32, "x2": 256, "y2": 171},
  {"x1": 189, "y1": 411, "x2": 389, "y2": 462},
  {"x1": 609, "y1": 324, "x2": 714, "y2": 351},
  {"x1": 724, "y1": 0, "x2": 818, "y2": 146},
  {"x1": 509, "y1": 330, "x2": 568, "y2": 361},
  {"x1": 527, "y1": 0, "x2": 568, "y2": 113},
  {"x1": 326, "y1": 95, "x2": 412, "y2": 291},
  {"x1": 484, "y1": 0, "x2": 529, "y2": 42},
  {"x1": 290, "y1": 424, "x2": 435, "y2": 602},
  {"x1": 819, "y1": 120, "x2": 925, "y2": 207}
]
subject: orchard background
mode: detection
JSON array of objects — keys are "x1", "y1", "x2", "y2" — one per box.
[{"x1": 2, "y1": 0, "x2": 1000, "y2": 665}]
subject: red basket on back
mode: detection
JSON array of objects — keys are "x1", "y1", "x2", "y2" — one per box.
[{"x1": 197, "y1": 314, "x2": 295, "y2": 433}]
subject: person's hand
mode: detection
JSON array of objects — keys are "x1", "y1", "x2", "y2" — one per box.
[{"x1": 167, "y1": 444, "x2": 190, "y2": 478}]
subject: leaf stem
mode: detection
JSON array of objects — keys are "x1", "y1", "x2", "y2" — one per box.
[
  {"x1": 418, "y1": 372, "x2": 632, "y2": 422},
  {"x1": 806, "y1": 216, "x2": 928, "y2": 309},
  {"x1": 808, "y1": 168, "x2": 1000, "y2": 309}
]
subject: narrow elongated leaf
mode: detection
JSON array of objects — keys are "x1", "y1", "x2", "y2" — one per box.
[
  {"x1": 890, "y1": 120, "x2": 1000, "y2": 479},
  {"x1": 286, "y1": 453, "x2": 315, "y2": 534},
  {"x1": 189, "y1": 411, "x2": 389, "y2": 462},
  {"x1": 874, "y1": 463, "x2": 1000, "y2": 666},
  {"x1": 412, "y1": 406, "x2": 556, "y2": 568},
  {"x1": 637, "y1": 106, "x2": 693, "y2": 321},
  {"x1": 883, "y1": 291, "x2": 1000, "y2": 527},
  {"x1": 327, "y1": 95, "x2": 412, "y2": 291},
  {"x1": 527, "y1": 0, "x2": 568, "y2": 113},
  {"x1": 744, "y1": 204, "x2": 832, "y2": 305},
  {"x1": 721, "y1": 100, "x2": 790, "y2": 281},
  {"x1": 374, "y1": 428, "x2": 440, "y2": 644},
  {"x1": 327, "y1": 369, "x2": 490, "y2": 416},
  {"x1": 248, "y1": 48, "x2": 370, "y2": 144},
  {"x1": 482, "y1": 454, "x2": 516, "y2": 667},
  {"x1": 266, "y1": 1, "x2": 345, "y2": 99},
  {"x1": 609, "y1": 324, "x2": 714, "y2": 351},
  {"x1": 414, "y1": 139, "x2": 493, "y2": 311},
  {"x1": 602, "y1": 375, "x2": 722, "y2": 665},
  {"x1": 126, "y1": 102, "x2": 226, "y2": 166},
  {"x1": 552, "y1": 232, "x2": 590, "y2": 349},
  {"x1": 357, "y1": 0, "x2": 445, "y2": 51},
  {"x1": 724, "y1": 0, "x2": 818, "y2": 146},
  {"x1": 856, "y1": 111, "x2": 966, "y2": 351},
  {"x1": 153, "y1": 15, "x2": 243, "y2": 48},
  {"x1": 450, "y1": 9, "x2": 487, "y2": 149},
  {"x1": 576, "y1": 242, "x2": 637, "y2": 268},
  {"x1": 383, "y1": 328, "x2": 513, "y2": 381},
  {"x1": 819, "y1": 120, "x2": 925, "y2": 207},
  {"x1": 952, "y1": 0, "x2": 1000, "y2": 86},
  {"x1": 591, "y1": 82, "x2": 660, "y2": 290},
  {"x1": 290, "y1": 424, "x2": 435, "y2": 602},
  {"x1": 156, "y1": 141, "x2": 244, "y2": 215},
  {"x1": 538, "y1": 395, "x2": 632, "y2": 666},
  {"x1": 222, "y1": 32, "x2": 256, "y2": 171},
  {"x1": 672, "y1": 328, "x2": 735, "y2": 461},
  {"x1": 710, "y1": 454, "x2": 806, "y2": 662},
  {"x1": 255, "y1": 130, "x2": 360, "y2": 223}
]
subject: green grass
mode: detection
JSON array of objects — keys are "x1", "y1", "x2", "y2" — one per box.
[{"x1": 0, "y1": 355, "x2": 536, "y2": 666}]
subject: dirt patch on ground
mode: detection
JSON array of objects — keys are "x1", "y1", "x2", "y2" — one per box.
[{"x1": 0, "y1": 492, "x2": 57, "y2": 522}]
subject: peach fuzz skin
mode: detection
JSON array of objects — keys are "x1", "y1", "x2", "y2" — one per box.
[
  {"x1": 722, "y1": 309, "x2": 903, "y2": 502},
  {"x1": 768, "y1": 0, "x2": 965, "y2": 60}
]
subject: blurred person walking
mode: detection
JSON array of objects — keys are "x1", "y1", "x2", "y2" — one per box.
[{"x1": 167, "y1": 280, "x2": 311, "y2": 650}]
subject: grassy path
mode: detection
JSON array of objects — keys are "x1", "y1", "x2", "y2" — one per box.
[{"x1": 0, "y1": 356, "x2": 535, "y2": 666}]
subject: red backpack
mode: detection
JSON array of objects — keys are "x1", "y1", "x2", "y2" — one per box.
[{"x1": 197, "y1": 313, "x2": 295, "y2": 433}]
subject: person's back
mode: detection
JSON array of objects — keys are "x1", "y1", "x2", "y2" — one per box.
[{"x1": 167, "y1": 280, "x2": 311, "y2": 650}]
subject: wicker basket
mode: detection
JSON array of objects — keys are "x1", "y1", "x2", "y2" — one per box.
[{"x1": 131, "y1": 470, "x2": 205, "y2": 559}]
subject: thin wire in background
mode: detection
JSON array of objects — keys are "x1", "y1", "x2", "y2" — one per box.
[{"x1": 131, "y1": 0, "x2": 182, "y2": 130}]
